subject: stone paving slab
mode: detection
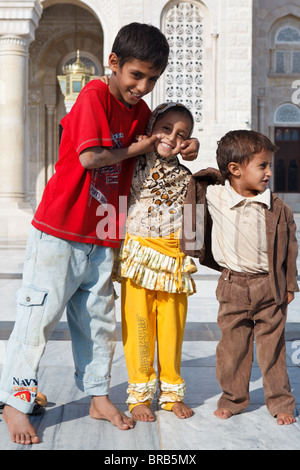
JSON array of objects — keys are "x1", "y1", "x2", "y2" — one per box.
[
  {"x1": 0, "y1": 339, "x2": 299, "y2": 451},
  {"x1": 0, "y1": 233, "x2": 299, "y2": 451}
]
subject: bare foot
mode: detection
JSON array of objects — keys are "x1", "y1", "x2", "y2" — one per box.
[
  {"x1": 276, "y1": 413, "x2": 296, "y2": 425},
  {"x1": 214, "y1": 408, "x2": 233, "y2": 419},
  {"x1": 172, "y1": 402, "x2": 193, "y2": 419},
  {"x1": 131, "y1": 404, "x2": 155, "y2": 422},
  {"x1": 89, "y1": 395, "x2": 135, "y2": 430},
  {"x1": 3, "y1": 405, "x2": 40, "y2": 445}
]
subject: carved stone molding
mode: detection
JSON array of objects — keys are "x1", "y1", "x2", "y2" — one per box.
[
  {"x1": 0, "y1": 35, "x2": 29, "y2": 47},
  {"x1": 0, "y1": 35, "x2": 30, "y2": 54},
  {"x1": 0, "y1": 0, "x2": 42, "y2": 42}
]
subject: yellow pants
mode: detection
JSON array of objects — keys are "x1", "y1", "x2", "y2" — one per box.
[{"x1": 121, "y1": 278, "x2": 188, "y2": 411}]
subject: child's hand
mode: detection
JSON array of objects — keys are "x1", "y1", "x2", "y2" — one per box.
[
  {"x1": 285, "y1": 291, "x2": 294, "y2": 304},
  {"x1": 98, "y1": 75, "x2": 109, "y2": 85},
  {"x1": 135, "y1": 134, "x2": 150, "y2": 142},
  {"x1": 180, "y1": 137, "x2": 200, "y2": 161},
  {"x1": 131, "y1": 134, "x2": 160, "y2": 155}
]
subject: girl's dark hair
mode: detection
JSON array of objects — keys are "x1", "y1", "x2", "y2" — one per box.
[
  {"x1": 111, "y1": 22, "x2": 169, "y2": 73},
  {"x1": 216, "y1": 130, "x2": 279, "y2": 179}
]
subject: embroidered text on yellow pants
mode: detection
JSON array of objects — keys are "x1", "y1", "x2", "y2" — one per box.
[{"x1": 121, "y1": 278, "x2": 187, "y2": 410}]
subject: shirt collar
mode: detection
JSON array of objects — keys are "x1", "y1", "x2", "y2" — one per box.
[{"x1": 225, "y1": 179, "x2": 271, "y2": 209}]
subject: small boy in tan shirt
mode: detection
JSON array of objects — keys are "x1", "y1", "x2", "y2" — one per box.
[{"x1": 181, "y1": 130, "x2": 299, "y2": 425}]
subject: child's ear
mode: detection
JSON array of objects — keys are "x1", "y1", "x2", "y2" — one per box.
[
  {"x1": 228, "y1": 162, "x2": 241, "y2": 177},
  {"x1": 108, "y1": 53, "x2": 119, "y2": 72}
]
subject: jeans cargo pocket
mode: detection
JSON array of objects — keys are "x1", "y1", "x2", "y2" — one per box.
[{"x1": 13, "y1": 286, "x2": 48, "y2": 347}]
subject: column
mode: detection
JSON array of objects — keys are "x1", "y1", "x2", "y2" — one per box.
[
  {"x1": 0, "y1": 35, "x2": 29, "y2": 200},
  {"x1": 45, "y1": 105, "x2": 56, "y2": 182},
  {"x1": 257, "y1": 88, "x2": 267, "y2": 134},
  {"x1": 0, "y1": 0, "x2": 42, "y2": 239}
]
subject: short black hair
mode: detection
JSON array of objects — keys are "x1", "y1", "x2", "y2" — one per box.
[
  {"x1": 111, "y1": 22, "x2": 169, "y2": 73},
  {"x1": 216, "y1": 130, "x2": 279, "y2": 179}
]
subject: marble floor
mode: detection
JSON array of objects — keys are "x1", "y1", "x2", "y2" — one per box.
[{"x1": 0, "y1": 218, "x2": 300, "y2": 451}]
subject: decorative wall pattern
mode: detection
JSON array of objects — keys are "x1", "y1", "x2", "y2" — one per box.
[
  {"x1": 164, "y1": 2, "x2": 203, "y2": 123},
  {"x1": 275, "y1": 103, "x2": 300, "y2": 124}
]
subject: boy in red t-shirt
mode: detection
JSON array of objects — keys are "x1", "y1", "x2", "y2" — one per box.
[{"x1": 0, "y1": 23, "x2": 199, "y2": 445}]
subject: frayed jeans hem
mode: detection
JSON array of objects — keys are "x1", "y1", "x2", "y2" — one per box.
[{"x1": 74, "y1": 372, "x2": 111, "y2": 397}]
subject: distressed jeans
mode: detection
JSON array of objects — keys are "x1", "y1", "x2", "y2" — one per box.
[{"x1": 0, "y1": 227, "x2": 116, "y2": 414}]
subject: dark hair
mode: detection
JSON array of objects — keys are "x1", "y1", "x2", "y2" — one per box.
[
  {"x1": 111, "y1": 22, "x2": 169, "y2": 73},
  {"x1": 216, "y1": 130, "x2": 279, "y2": 179}
]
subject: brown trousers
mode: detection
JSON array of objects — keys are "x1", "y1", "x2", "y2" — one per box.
[{"x1": 215, "y1": 269, "x2": 295, "y2": 417}]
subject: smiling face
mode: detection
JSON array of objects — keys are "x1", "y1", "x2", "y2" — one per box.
[
  {"x1": 108, "y1": 53, "x2": 162, "y2": 107},
  {"x1": 151, "y1": 110, "x2": 193, "y2": 158},
  {"x1": 229, "y1": 150, "x2": 273, "y2": 197}
]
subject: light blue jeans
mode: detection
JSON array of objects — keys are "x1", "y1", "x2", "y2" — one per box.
[{"x1": 0, "y1": 227, "x2": 116, "y2": 413}]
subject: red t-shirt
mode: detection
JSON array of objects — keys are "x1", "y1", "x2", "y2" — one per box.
[{"x1": 32, "y1": 80, "x2": 151, "y2": 247}]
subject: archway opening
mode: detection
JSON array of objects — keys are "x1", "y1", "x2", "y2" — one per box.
[
  {"x1": 274, "y1": 104, "x2": 300, "y2": 193},
  {"x1": 27, "y1": 2, "x2": 104, "y2": 206}
]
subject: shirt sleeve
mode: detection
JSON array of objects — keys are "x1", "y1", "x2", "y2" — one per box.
[{"x1": 61, "y1": 81, "x2": 113, "y2": 155}]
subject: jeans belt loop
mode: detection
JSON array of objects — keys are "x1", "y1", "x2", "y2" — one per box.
[{"x1": 223, "y1": 268, "x2": 233, "y2": 283}]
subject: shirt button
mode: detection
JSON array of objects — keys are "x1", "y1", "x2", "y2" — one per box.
[{"x1": 26, "y1": 296, "x2": 31, "y2": 302}]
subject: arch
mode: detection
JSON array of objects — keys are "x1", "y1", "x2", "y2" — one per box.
[
  {"x1": 27, "y1": 2, "x2": 104, "y2": 207},
  {"x1": 261, "y1": 4, "x2": 300, "y2": 37},
  {"x1": 41, "y1": 0, "x2": 96, "y2": 16},
  {"x1": 274, "y1": 103, "x2": 300, "y2": 124},
  {"x1": 268, "y1": 15, "x2": 300, "y2": 46},
  {"x1": 59, "y1": 50, "x2": 102, "y2": 76},
  {"x1": 267, "y1": 14, "x2": 300, "y2": 75},
  {"x1": 30, "y1": 4, "x2": 103, "y2": 76},
  {"x1": 40, "y1": 0, "x2": 118, "y2": 70},
  {"x1": 38, "y1": 30, "x2": 103, "y2": 74},
  {"x1": 276, "y1": 26, "x2": 300, "y2": 43}
]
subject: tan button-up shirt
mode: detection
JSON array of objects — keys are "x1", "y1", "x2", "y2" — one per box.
[
  {"x1": 206, "y1": 180, "x2": 271, "y2": 273},
  {"x1": 181, "y1": 167, "x2": 299, "y2": 304}
]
